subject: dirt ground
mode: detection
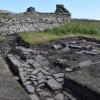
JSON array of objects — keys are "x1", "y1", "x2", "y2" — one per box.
[{"x1": 0, "y1": 56, "x2": 30, "y2": 100}]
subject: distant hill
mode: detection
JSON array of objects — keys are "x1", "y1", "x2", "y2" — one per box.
[
  {"x1": 0, "y1": 9, "x2": 12, "y2": 14},
  {"x1": 0, "y1": 9, "x2": 13, "y2": 18}
]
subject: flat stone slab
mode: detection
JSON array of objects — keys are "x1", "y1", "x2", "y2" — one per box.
[{"x1": 0, "y1": 57, "x2": 30, "y2": 100}]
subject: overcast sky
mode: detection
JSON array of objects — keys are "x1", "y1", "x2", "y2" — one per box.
[{"x1": 0, "y1": 0, "x2": 99, "y2": 20}]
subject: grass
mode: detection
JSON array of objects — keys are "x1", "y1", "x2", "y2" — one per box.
[
  {"x1": 44, "y1": 21, "x2": 100, "y2": 35},
  {"x1": 19, "y1": 21, "x2": 100, "y2": 44},
  {"x1": 0, "y1": 35, "x2": 6, "y2": 42},
  {"x1": 19, "y1": 32, "x2": 60, "y2": 44}
]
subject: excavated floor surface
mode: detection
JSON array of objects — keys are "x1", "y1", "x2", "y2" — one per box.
[{"x1": 7, "y1": 36, "x2": 100, "y2": 100}]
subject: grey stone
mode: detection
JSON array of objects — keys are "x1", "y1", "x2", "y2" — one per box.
[
  {"x1": 37, "y1": 83, "x2": 45, "y2": 88},
  {"x1": 91, "y1": 49, "x2": 100, "y2": 54},
  {"x1": 38, "y1": 78, "x2": 45, "y2": 84},
  {"x1": 53, "y1": 73, "x2": 64, "y2": 78},
  {"x1": 25, "y1": 68, "x2": 33, "y2": 74},
  {"x1": 78, "y1": 60, "x2": 92, "y2": 68},
  {"x1": 46, "y1": 78, "x2": 62, "y2": 90},
  {"x1": 33, "y1": 62, "x2": 40, "y2": 68},
  {"x1": 7, "y1": 54, "x2": 21, "y2": 67},
  {"x1": 46, "y1": 75, "x2": 52, "y2": 80},
  {"x1": 37, "y1": 72, "x2": 45, "y2": 80},
  {"x1": 82, "y1": 51, "x2": 99, "y2": 55},
  {"x1": 16, "y1": 46, "x2": 35, "y2": 53},
  {"x1": 23, "y1": 81, "x2": 32, "y2": 85},
  {"x1": 40, "y1": 68, "x2": 50, "y2": 75},
  {"x1": 65, "y1": 68, "x2": 73, "y2": 72},
  {"x1": 36, "y1": 87, "x2": 42, "y2": 92},
  {"x1": 29, "y1": 94, "x2": 39, "y2": 100},
  {"x1": 63, "y1": 91, "x2": 77, "y2": 100},
  {"x1": 15, "y1": 46, "x2": 35, "y2": 59},
  {"x1": 30, "y1": 75, "x2": 37, "y2": 80},
  {"x1": 18, "y1": 67, "x2": 24, "y2": 72},
  {"x1": 52, "y1": 58, "x2": 67, "y2": 68},
  {"x1": 32, "y1": 80, "x2": 38, "y2": 86},
  {"x1": 19, "y1": 71, "x2": 26, "y2": 82},
  {"x1": 25, "y1": 84, "x2": 35, "y2": 94},
  {"x1": 38, "y1": 90, "x2": 51, "y2": 97},
  {"x1": 55, "y1": 93, "x2": 64, "y2": 100},
  {"x1": 22, "y1": 62, "x2": 30, "y2": 68},
  {"x1": 27, "y1": 59, "x2": 35, "y2": 65},
  {"x1": 56, "y1": 78, "x2": 64, "y2": 83},
  {"x1": 61, "y1": 47, "x2": 70, "y2": 52},
  {"x1": 35, "y1": 55, "x2": 45, "y2": 61},
  {"x1": 52, "y1": 44, "x2": 63, "y2": 49},
  {"x1": 69, "y1": 44, "x2": 84, "y2": 49},
  {"x1": 35, "y1": 55, "x2": 50, "y2": 67},
  {"x1": 47, "y1": 98, "x2": 54, "y2": 100},
  {"x1": 31, "y1": 69, "x2": 39, "y2": 75}
]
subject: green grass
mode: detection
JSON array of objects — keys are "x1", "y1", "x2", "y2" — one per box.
[
  {"x1": 0, "y1": 35, "x2": 6, "y2": 42},
  {"x1": 19, "y1": 21, "x2": 100, "y2": 44},
  {"x1": 44, "y1": 21, "x2": 100, "y2": 35},
  {"x1": 19, "y1": 32, "x2": 61, "y2": 44}
]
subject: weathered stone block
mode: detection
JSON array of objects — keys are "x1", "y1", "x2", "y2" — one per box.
[{"x1": 46, "y1": 78, "x2": 62, "y2": 90}]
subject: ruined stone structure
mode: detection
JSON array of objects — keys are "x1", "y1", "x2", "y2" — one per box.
[
  {"x1": 26, "y1": 7, "x2": 36, "y2": 13},
  {"x1": 0, "y1": 4, "x2": 71, "y2": 35},
  {"x1": 7, "y1": 37, "x2": 100, "y2": 100}
]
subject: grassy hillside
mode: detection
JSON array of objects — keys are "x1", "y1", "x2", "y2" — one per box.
[
  {"x1": 0, "y1": 9, "x2": 12, "y2": 18},
  {"x1": 0, "y1": 9, "x2": 11, "y2": 13},
  {"x1": 19, "y1": 21, "x2": 100, "y2": 44}
]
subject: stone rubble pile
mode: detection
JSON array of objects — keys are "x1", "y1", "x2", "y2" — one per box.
[{"x1": 0, "y1": 18, "x2": 58, "y2": 35}]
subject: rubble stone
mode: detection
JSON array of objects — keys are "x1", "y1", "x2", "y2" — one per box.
[
  {"x1": 46, "y1": 78, "x2": 62, "y2": 90},
  {"x1": 56, "y1": 78, "x2": 64, "y2": 83},
  {"x1": 78, "y1": 60, "x2": 92, "y2": 68},
  {"x1": 65, "y1": 68, "x2": 73, "y2": 72},
  {"x1": 38, "y1": 90, "x2": 51, "y2": 97},
  {"x1": 55, "y1": 93, "x2": 64, "y2": 100},
  {"x1": 52, "y1": 44, "x2": 63, "y2": 50},
  {"x1": 53, "y1": 73, "x2": 64, "y2": 78},
  {"x1": 47, "y1": 98, "x2": 54, "y2": 100},
  {"x1": 25, "y1": 84, "x2": 35, "y2": 94},
  {"x1": 29, "y1": 94, "x2": 39, "y2": 100}
]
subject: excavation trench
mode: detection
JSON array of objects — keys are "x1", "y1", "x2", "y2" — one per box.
[{"x1": 6, "y1": 37, "x2": 100, "y2": 100}]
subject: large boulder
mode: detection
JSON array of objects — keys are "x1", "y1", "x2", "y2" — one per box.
[{"x1": 55, "y1": 4, "x2": 71, "y2": 15}]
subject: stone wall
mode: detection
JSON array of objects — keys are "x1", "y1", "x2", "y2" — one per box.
[{"x1": 0, "y1": 5, "x2": 71, "y2": 35}]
